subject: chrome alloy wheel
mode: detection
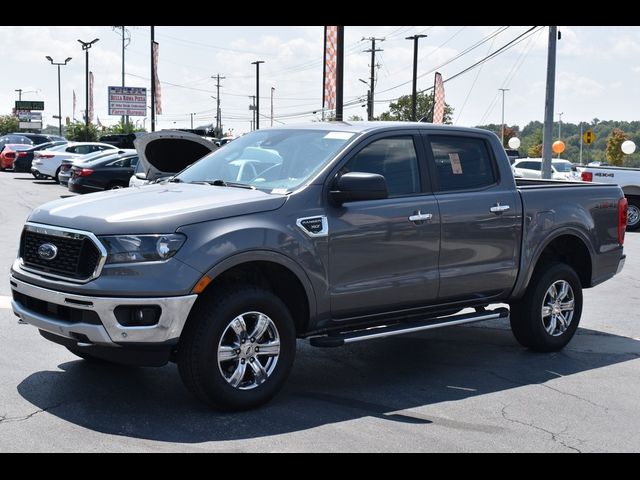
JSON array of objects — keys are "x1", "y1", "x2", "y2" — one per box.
[
  {"x1": 627, "y1": 204, "x2": 640, "y2": 228},
  {"x1": 217, "y1": 311, "x2": 281, "y2": 390},
  {"x1": 541, "y1": 280, "x2": 575, "y2": 337}
]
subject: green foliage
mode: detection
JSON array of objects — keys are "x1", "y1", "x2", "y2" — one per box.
[
  {"x1": 606, "y1": 128, "x2": 627, "y2": 166},
  {"x1": 0, "y1": 115, "x2": 19, "y2": 135},
  {"x1": 103, "y1": 120, "x2": 145, "y2": 135},
  {"x1": 476, "y1": 119, "x2": 640, "y2": 166},
  {"x1": 348, "y1": 115, "x2": 364, "y2": 121},
  {"x1": 65, "y1": 122, "x2": 100, "y2": 141},
  {"x1": 379, "y1": 92, "x2": 453, "y2": 124},
  {"x1": 528, "y1": 143, "x2": 543, "y2": 157}
]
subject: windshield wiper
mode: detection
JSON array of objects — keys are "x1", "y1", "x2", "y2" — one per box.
[{"x1": 206, "y1": 179, "x2": 256, "y2": 190}]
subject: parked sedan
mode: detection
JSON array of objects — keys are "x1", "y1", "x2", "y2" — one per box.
[
  {"x1": 511, "y1": 158, "x2": 580, "y2": 181},
  {"x1": 31, "y1": 142, "x2": 117, "y2": 182},
  {"x1": 68, "y1": 151, "x2": 139, "y2": 194},
  {"x1": 13, "y1": 141, "x2": 68, "y2": 173},
  {"x1": 0, "y1": 144, "x2": 33, "y2": 170},
  {"x1": 59, "y1": 149, "x2": 133, "y2": 186}
]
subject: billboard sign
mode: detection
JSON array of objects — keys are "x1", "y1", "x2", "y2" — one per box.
[
  {"x1": 16, "y1": 110, "x2": 42, "y2": 121},
  {"x1": 108, "y1": 86, "x2": 147, "y2": 116}
]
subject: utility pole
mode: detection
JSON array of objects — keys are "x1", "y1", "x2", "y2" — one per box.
[
  {"x1": 405, "y1": 34, "x2": 427, "y2": 121},
  {"x1": 499, "y1": 88, "x2": 510, "y2": 146},
  {"x1": 270, "y1": 87, "x2": 275, "y2": 127},
  {"x1": 335, "y1": 26, "x2": 344, "y2": 121},
  {"x1": 211, "y1": 74, "x2": 225, "y2": 136},
  {"x1": 541, "y1": 26, "x2": 557, "y2": 180},
  {"x1": 15, "y1": 89, "x2": 22, "y2": 101},
  {"x1": 190, "y1": 113, "x2": 195, "y2": 129},
  {"x1": 150, "y1": 26, "x2": 156, "y2": 132},
  {"x1": 251, "y1": 60, "x2": 264, "y2": 129},
  {"x1": 363, "y1": 36, "x2": 384, "y2": 121}
]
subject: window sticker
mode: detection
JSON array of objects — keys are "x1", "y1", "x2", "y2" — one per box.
[
  {"x1": 323, "y1": 132, "x2": 355, "y2": 140},
  {"x1": 449, "y1": 153, "x2": 463, "y2": 174}
]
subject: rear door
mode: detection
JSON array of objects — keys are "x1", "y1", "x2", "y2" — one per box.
[
  {"x1": 327, "y1": 131, "x2": 441, "y2": 319},
  {"x1": 423, "y1": 133, "x2": 520, "y2": 301}
]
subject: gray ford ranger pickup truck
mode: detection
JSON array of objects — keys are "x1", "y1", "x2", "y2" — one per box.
[{"x1": 9, "y1": 122, "x2": 627, "y2": 410}]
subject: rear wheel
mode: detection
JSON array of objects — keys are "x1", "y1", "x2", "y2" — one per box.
[
  {"x1": 509, "y1": 262, "x2": 582, "y2": 352},
  {"x1": 626, "y1": 197, "x2": 640, "y2": 231},
  {"x1": 53, "y1": 167, "x2": 61, "y2": 184},
  {"x1": 178, "y1": 286, "x2": 296, "y2": 410}
]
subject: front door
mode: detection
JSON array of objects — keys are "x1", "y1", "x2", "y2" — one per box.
[{"x1": 327, "y1": 134, "x2": 440, "y2": 319}]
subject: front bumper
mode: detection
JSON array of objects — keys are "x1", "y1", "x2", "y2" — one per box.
[{"x1": 10, "y1": 275, "x2": 198, "y2": 345}]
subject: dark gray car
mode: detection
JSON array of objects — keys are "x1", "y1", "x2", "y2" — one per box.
[{"x1": 9, "y1": 122, "x2": 626, "y2": 410}]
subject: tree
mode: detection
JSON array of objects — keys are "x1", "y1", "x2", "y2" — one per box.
[
  {"x1": 65, "y1": 122, "x2": 99, "y2": 141},
  {"x1": 528, "y1": 143, "x2": 543, "y2": 157},
  {"x1": 348, "y1": 115, "x2": 363, "y2": 121},
  {"x1": 606, "y1": 128, "x2": 627, "y2": 166},
  {"x1": 379, "y1": 92, "x2": 453, "y2": 123},
  {"x1": 0, "y1": 115, "x2": 19, "y2": 135},
  {"x1": 104, "y1": 120, "x2": 145, "y2": 135}
]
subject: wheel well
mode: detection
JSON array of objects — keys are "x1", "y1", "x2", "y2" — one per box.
[
  {"x1": 203, "y1": 261, "x2": 310, "y2": 335},
  {"x1": 535, "y1": 235, "x2": 592, "y2": 287}
]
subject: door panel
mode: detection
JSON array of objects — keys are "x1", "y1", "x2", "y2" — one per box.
[
  {"x1": 329, "y1": 196, "x2": 440, "y2": 318},
  {"x1": 426, "y1": 134, "x2": 520, "y2": 301}
]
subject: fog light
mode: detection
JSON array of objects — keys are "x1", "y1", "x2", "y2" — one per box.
[{"x1": 114, "y1": 305, "x2": 161, "y2": 327}]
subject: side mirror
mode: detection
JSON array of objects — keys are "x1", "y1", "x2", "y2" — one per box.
[
  {"x1": 330, "y1": 172, "x2": 388, "y2": 205},
  {"x1": 135, "y1": 172, "x2": 147, "y2": 180}
]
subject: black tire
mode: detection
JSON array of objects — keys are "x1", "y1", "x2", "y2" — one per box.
[
  {"x1": 53, "y1": 167, "x2": 61, "y2": 184},
  {"x1": 509, "y1": 262, "x2": 583, "y2": 352},
  {"x1": 177, "y1": 286, "x2": 296, "y2": 410},
  {"x1": 626, "y1": 197, "x2": 640, "y2": 232}
]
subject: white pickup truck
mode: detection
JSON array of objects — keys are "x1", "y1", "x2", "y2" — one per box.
[{"x1": 580, "y1": 164, "x2": 640, "y2": 230}]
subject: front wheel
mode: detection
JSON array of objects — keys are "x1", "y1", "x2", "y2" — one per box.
[
  {"x1": 626, "y1": 197, "x2": 640, "y2": 231},
  {"x1": 177, "y1": 286, "x2": 296, "y2": 410},
  {"x1": 509, "y1": 262, "x2": 583, "y2": 352}
]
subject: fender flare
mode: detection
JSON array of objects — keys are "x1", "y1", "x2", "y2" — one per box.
[{"x1": 201, "y1": 249, "x2": 318, "y2": 327}]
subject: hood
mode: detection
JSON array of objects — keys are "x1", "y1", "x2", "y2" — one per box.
[
  {"x1": 134, "y1": 130, "x2": 217, "y2": 181},
  {"x1": 28, "y1": 183, "x2": 287, "y2": 235}
]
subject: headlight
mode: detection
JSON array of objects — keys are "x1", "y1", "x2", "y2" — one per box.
[{"x1": 99, "y1": 234, "x2": 186, "y2": 264}]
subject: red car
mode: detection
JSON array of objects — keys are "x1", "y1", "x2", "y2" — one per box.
[{"x1": 1, "y1": 144, "x2": 32, "y2": 171}]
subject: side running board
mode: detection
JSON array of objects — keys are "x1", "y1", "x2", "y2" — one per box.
[{"x1": 309, "y1": 307, "x2": 509, "y2": 348}]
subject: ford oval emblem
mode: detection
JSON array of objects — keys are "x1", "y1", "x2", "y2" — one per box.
[{"x1": 37, "y1": 243, "x2": 58, "y2": 261}]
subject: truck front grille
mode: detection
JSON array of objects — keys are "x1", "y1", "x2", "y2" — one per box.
[{"x1": 20, "y1": 225, "x2": 104, "y2": 282}]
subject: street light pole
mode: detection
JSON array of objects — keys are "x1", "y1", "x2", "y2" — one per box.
[
  {"x1": 557, "y1": 111, "x2": 564, "y2": 158},
  {"x1": 15, "y1": 89, "x2": 23, "y2": 101},
  {"x1": 251, "y1": 61, "x2": 264, "y2": 129},
  {"x1": 45, "y1": 56, "x2": 72, "y2": 136},
  {"x1": 78, "y1": 38, "x2": 99, "y2": 139},
  {"x1": 190, "y1": 113, "x2": 195, "y2": 129},
  {"x1": 499, "y1": 88, "x2": 510, "y2": 146},
  {"x1": 271, "y1": 87, "x2": 275, "y2": 127},
  {"x1": 405, "y1": 34, "x2": 427, "y2": 122}
]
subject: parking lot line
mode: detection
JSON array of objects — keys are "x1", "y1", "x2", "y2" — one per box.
[{"x1": 0, "y1": 296, "x2": 11, "y2": 309}]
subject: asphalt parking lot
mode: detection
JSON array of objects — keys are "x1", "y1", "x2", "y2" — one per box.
[{"x1": 0, "y1": 170, "x2": 639, "y2": 452}]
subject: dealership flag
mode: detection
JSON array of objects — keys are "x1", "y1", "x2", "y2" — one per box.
[
  {"x1": 153, "y1": 41, "x2": 162, "y2": 115},
  {"x1": 323, "y1": 26, "x2": 338, "y2": 112},
  {"x1": 88, "y1": 72, "x2": 94, "y2": 123},
  {"x1": 432, "y1": 72, "x2": 445, "y2": 124}
]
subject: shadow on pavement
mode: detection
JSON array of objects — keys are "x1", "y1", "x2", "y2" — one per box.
[{"x1": 16, "y1": 325, "x2": 640, "y2": 443}]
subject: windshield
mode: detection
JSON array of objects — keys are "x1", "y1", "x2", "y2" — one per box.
[
  {"x1": 175, "y1": 128, "x2": 356, "y2": 192},
  {"x1": 553, "y1": 162, "x2": 572, "y2": 172}
]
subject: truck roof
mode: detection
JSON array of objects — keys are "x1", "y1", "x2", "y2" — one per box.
[{"x1": 268, "y1": 121, "x2": 494, "y2": 136}]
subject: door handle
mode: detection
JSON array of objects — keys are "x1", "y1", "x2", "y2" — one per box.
[
  {"x1": 490, "y1": 203, "x2": 510, "y2": 214},
  {"x1": 408, "y1": 211, "x2": 433, "y2": 222}
]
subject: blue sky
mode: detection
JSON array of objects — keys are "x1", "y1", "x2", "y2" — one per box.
[{"x1": 1, "y1": 26, "x2": 638, "y2": 134}]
